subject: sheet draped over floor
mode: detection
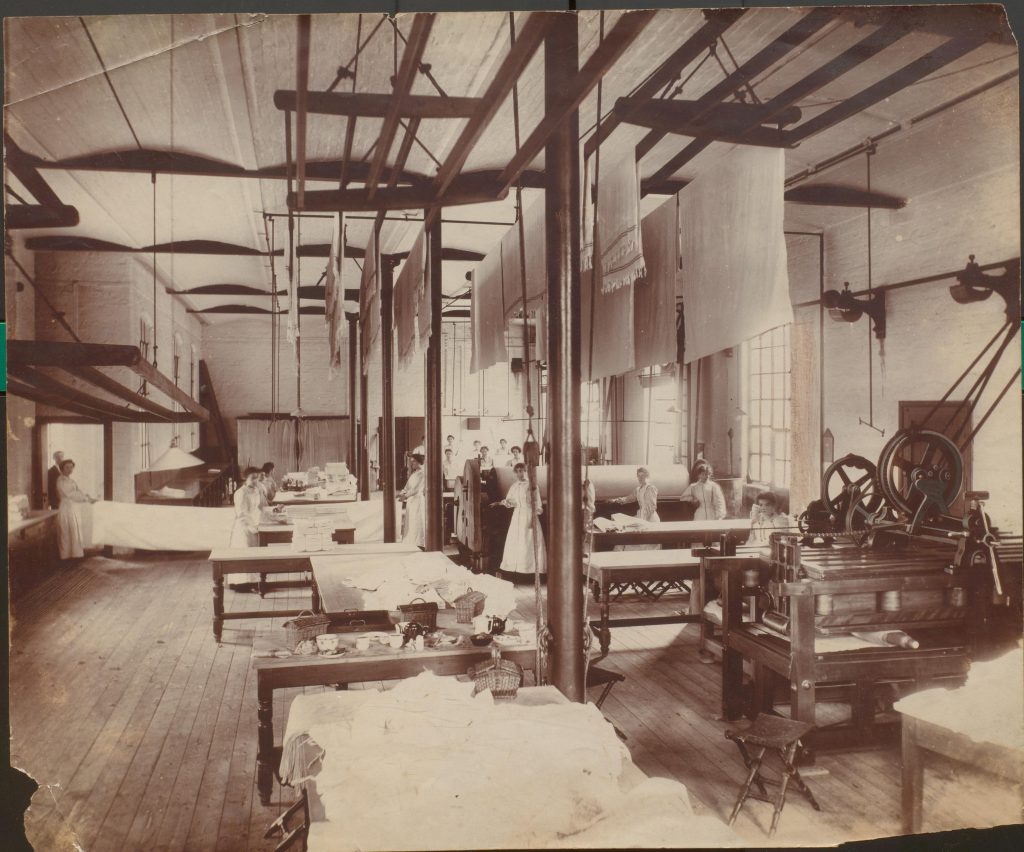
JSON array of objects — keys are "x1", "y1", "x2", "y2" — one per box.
[
  {"x1": 678, "y1": 145, "x2": 793, "y2": 363},
  {"x1": 280, "y1": 674, "x2": 740, "y2": 850},
  {"x1": 86, "y1": 499, "x2": 390, "y2": 550}
]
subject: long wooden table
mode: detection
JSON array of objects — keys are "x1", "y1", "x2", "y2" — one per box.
[
  {"x1": 271, "y1": 490, "x2": 357, "y2": 506},
  {"x1": 208, "y1": 543, "x2": 418, "y2": 641},
  {"x1": 254, "y1": 625, "x2": 536, "y2": 804},
  {"x1": 590, "y1": 518, "x2": 752, "y2": 552},
  {"x1": 256, "y1": 522, "x2": 356, "y2": 547},
  {"x1": 585, "y1": 549, "x2": 702, "y2": 655}
]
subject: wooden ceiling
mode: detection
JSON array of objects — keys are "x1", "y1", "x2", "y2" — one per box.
[{"x1": 4, "y1": 7, "x2": 1017, "y2": 321}]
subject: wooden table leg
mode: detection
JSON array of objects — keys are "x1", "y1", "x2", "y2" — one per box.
[
  {"x1": 311, "y1": 576, "x2": 321, "y2": 613},
  {"x1": 901, "y1": 716, "x2": 924, "y2": 834},
  {"x1": 258, "y1": 573, "x2": 268, "y2": 598},
  {"x1": 257, "y1": 678, "x2": 275, "y2": 806},
  {"x1": 721, "y1": 563, "x2": 745, "y2": 720},
  {"x1": 599, "y1": 580, "x2": 611, "y2": 656},
  {"x1": 212, "y1": 565, "x2": 225, "y2": 642}
]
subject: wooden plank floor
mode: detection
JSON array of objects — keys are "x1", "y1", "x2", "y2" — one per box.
[{"x1": 10, "y1": 552, "x2": 1021, "y2": 850}]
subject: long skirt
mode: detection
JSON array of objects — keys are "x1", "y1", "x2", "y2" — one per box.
[
  {"x1": 403, "y1": 494, "x2": 425, "y2": 549},
  {"x1": 58, "y1": 502, "x2": 84, "y2": 559},
  {"x1": 500, "y1": 507, "x2": 546, "y2": 574}
]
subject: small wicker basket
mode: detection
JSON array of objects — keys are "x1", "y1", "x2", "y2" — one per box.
[
  {"x1": 282, "y1": 610, "x2": 331, "y2": 648},
  {"x1": 453, "y1": 589, "x2": 487, "y2": 623},
  {"x1": 469, "y1": 646, "x2": 523, "y2": 700},
  {"x1": 398, "y1": 598, "x2": 439, "y2": 630}
]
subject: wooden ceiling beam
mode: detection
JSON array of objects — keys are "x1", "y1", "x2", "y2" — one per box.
[
  {"x1": 290, "y1": 179, "x2": 503, "y2": 212},
  {"x1": 25, "y1": 236, "x2": 279, "y2": 256},
  {"x1": 294, "y1": 15, "x2": 312, "y2": 209},
  {"x1": 645, "y1": 7, "x2": 839, "y2": 184},
  {"x1": 4, "y1": 133, "x2": 64, "y2": 209},
  {"x1": 63, "y1": 364, "x2": 196, "y2": 421},
  {"x1": 431, "y1": 12, "x2": 551, "y2": 205},
  {"x1": 297, "y1": 243, "x2": 484, "y2": 262},
  {"x1": 496, "y1": 9, "x2": 656, "y2": 196},
  {"x1": 785, "y1": 34, "x2": 993, "y2": 144},
  {"x1": 366, "y1": 14, "x2": 435, "y2": 201},
  {"x1": 12, "y1": 365, "x2": 146, "y2": 422},
  {"x1": 5, "y1": 204, "x2": 79, "y2": 229},
  {"x1": 6, "y1": 378, "x2": 104, "y2": 422},
  {"x1": 274, "y1": 90, "x2": 481, "y2": 119},
  {"x1": 7, "y1": 340, "x2": 209, "y2": 421},
  {"x1": 584, "y1": 8, "x2": 745, "y2": 160},
  {"x1": 641, "y1": 177, "x2": 906, "y2": 210}
]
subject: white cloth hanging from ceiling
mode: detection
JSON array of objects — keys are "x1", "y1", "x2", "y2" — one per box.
[
  {"x1": 238, "y1": 417, "x2": 297, "y2": 476},
  {"x1": 582, "y1": 156, "x2": 646, "y2": 293},
  {"x1": 394, "y1": 226, "x2": 424, "y2": 365},
  {"x1": 359, "y1": 228, "x2": 379, "y2": 375},
  {"x1": 581, "y1": 234, "x2": 635, "y2": 381},
  {"x1": 469, "y1": 249, "x2": 508, "y2": 373},
  {"x1": 678, "y1": 146, "x2": 793, "y2": 363},
  {"x1": 634, "y1": 196, "x2": 679, "y2": 369},
  {"x1": 417, "y1": 228, "x2": 432, "y2": 349},
  {"x1": 500, "y1": 196, "x2": 546, "y2": 319},
  {"x1": 325, "y1": 216, "x2": 346, "y2": 377}
]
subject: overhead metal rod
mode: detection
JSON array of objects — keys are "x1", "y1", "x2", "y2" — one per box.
[
  {"x1": 366, "y1": 14, "x2": 435, "y2": 201},
  {"x1": 295, "y1": 15, "x2": 312, "y2": 209},
  {"x1": 583, "y1": 8, "x2": 745, "y2": 160},
  {"x1": 496, "y1": 9, "x2": 655, "y2": 197}
]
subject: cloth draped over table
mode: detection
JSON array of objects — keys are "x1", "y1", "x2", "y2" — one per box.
[
  {"x1": 678, "y1": 145, "x2": 793, "y2": 363},
  {"x1": 394, "y1": 226, "x2": 425, "y2": 366},
  {"x1": 634, "y1": 196, "x2": 679, "y2": 369},
  {"x1": 469, "y1": 247, "x2": 507, "y2": 373},
  {"x1": 358, "y1": 228, "x2": 379, "y2": 374},
  {"x1": 324, "y1": 215, "x2": 346, "y2": 376}
]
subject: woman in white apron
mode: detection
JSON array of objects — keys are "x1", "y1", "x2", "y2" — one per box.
[
  {"x1": 612, "y1": 466, "x2": 661, "y2": 522},
  {"x1": 498, "y1": 463, "x2": 546, "y2": 577},
  {"x1": 56, "y1": 459, "x2": 96, "y2": 559},
  {"x1": 679, "y1": 462, "x2": 727, "y2": 521},
  {"x1": 399, "y1": 454, "x2": 425, "y2": 549},
  {"x1": 229, "y1": 467, "x2": 267, "y2": 548}
]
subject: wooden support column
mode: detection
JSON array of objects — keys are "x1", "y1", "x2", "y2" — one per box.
[
  {"x1": 544, "y1": 15, "x2": 585, "y2": 702},
  {"x1": 380, "y1": 257, "x2": 398, "y2": 541},
  {"x1": 347, "y1": 314, "x2": 359, "y2": 474},
  {"x1": 423, "y1": 214, "x2": 444, "y2": 551},
  {"x1": 359, "y1": 337, "x2": 370, "y2": 502}
]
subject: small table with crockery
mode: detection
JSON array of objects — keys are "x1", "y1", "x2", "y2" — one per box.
[{"x1": 253, "y1": 612, "x2": 537, "y2": 804}]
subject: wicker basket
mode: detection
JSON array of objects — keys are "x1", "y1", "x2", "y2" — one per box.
[
  {"x1": 398, "y1": 598, "x2": 439, "y2": 630},
  {"x1": 283, "y1": 610, "x2": 331, "y2": 648},
  {"x1": 469, "y1": 646, "x2": 523, "y2": 700},
  {"x1": 453, "y1": 589, "x2": 486, "y2": 623}
]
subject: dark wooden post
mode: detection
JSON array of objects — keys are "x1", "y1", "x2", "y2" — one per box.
[
  {"x1": 545, "y1": 13, "x2": 585, "y2": 702},
  {"x1": 347, "y1": 313, "x2": 358, "y2": 474},
  {"x1": 424, "y1": 216, "x2": 444, "y2": 551},
  {"x1": 380, "y1": 256, "x2": 397, "y2": 541},
  {"x1": 359, "y1": 338, "x2": 370, "y2": 502}
]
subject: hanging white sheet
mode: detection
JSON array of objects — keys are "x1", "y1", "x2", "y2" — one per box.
[
  {"x1": 469, "y1": 249, "x2": 508, "y2": 373},
  {"x1": 394, "y1": 226, "x2": 425, "y2": 365},
  {"x1": 500, "y1": 195, "x2": 546, "y2": 318},
  {"x1": 634, "y1": 197, "x2": 679, "y2": 369},
  {"x1": 582, "y1": 156, "x2": 646, "y2": 293},
  {"x1": 678, "y1": 146, "x2": 793, "y2": 363},
  {"x1": 324, "y1": 216, "x2": 346, "y2": 377},
  {"x1": 359, "y1": 228, "x2": 379, "y2": 375}
]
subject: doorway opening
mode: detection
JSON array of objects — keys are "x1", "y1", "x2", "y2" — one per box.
[{"x1": 41, "y1": 422, "x2": 106, "y2": 509}]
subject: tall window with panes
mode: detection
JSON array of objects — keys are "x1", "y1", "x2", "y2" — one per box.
[
  {"x1": 644, "y1": 365, "x2": 685, "y2": 468},
  {"x1": 746, "y1": 325, "x2": 791, "y2": 487}
]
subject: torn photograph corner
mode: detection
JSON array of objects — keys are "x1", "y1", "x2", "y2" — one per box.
[{"x1": 3, "y1": 3, "x2": 1022, "y2": 851}]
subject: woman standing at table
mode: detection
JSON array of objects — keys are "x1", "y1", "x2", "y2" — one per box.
[
  {"x1": 230, "y1": 467, "x2": 267, "y2": 548},
  {"x1": 498, "y1": 462, "x2": 545, "y2": 578},
  {"x1": 56, "y1": 458, "x2": 97, "y2": 559},
  {"x1": 679, "y1": 461, "x2": 727, "y2": 521},
  {"x1": 612, "y1": 466, "x2": 661, "y2": 523},
  {"x1": 399, "y1": 453, "x2": 425, "y2": 549}
]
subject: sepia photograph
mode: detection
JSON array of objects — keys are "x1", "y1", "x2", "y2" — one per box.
[{"x1": 3, "y1": 2, "x2": 1022, "y2": 850}]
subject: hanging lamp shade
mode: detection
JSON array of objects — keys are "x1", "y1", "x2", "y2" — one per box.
[{"x1": 148, "y1": 444, "x2": 205, "y2": 472}]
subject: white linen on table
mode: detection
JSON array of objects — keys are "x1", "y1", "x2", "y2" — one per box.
[
  {"x1": 895, "y1": 643, "x2": 1024, "y2": 751},
  {"x1": 87, "y1": 497, "x2": 391, "y2": 551},
  {"x1": 308, "y1": 550, "x2": 518, "y2": 616},
  {"x1": 293, "y1": 672, "x2": 738, "y2": 850}
]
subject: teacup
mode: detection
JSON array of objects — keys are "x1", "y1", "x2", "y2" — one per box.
[
  {"x1": 472, "y1": 615, "x2": 490, "y2": 634},
  {"x1": 355, "y1": 635, "x2": 371, "y2": 651},
  {"x1": 388, "y1": 635, "x2": 403, "y2": 649},
  {"x1": 315, "y1": 633, "x2": 340, "y2": 653}
]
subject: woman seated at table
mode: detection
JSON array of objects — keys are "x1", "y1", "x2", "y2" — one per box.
[
  {"x1": 442, "y1": 448, "x2": 458, "y2": 489},
  {"x1": 611, "y1": 466, "x2": 660, "y2": 522},
  {"x1": 747, "y1": 490, "x2": 790, "y2": 545},
  {"x1": 230, "y1": 467, "x2": 268, "y2": 548},
  {"x1": 497, "y1": 462, "x2": 545, "y2": 580},
  {"x1": 56, "y1": 458, "x2": 98, "y2": 560},
  {"x1": 399, "y1": 453, "x2": 425, "y2": 549},
  {"x1": 679, "y1": 462, "x2": 727, "y2": 521}
]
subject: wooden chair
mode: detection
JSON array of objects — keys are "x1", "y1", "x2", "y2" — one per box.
[
  {"x1": 725, "y1": 714, "x2": 821, "y2": 836},
  {"x1": 586, "y1": 666, "x2": 625, "y2": 709},
  {"x1": 264, "y1": 788, "x2": 311, "y2": 852}
]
